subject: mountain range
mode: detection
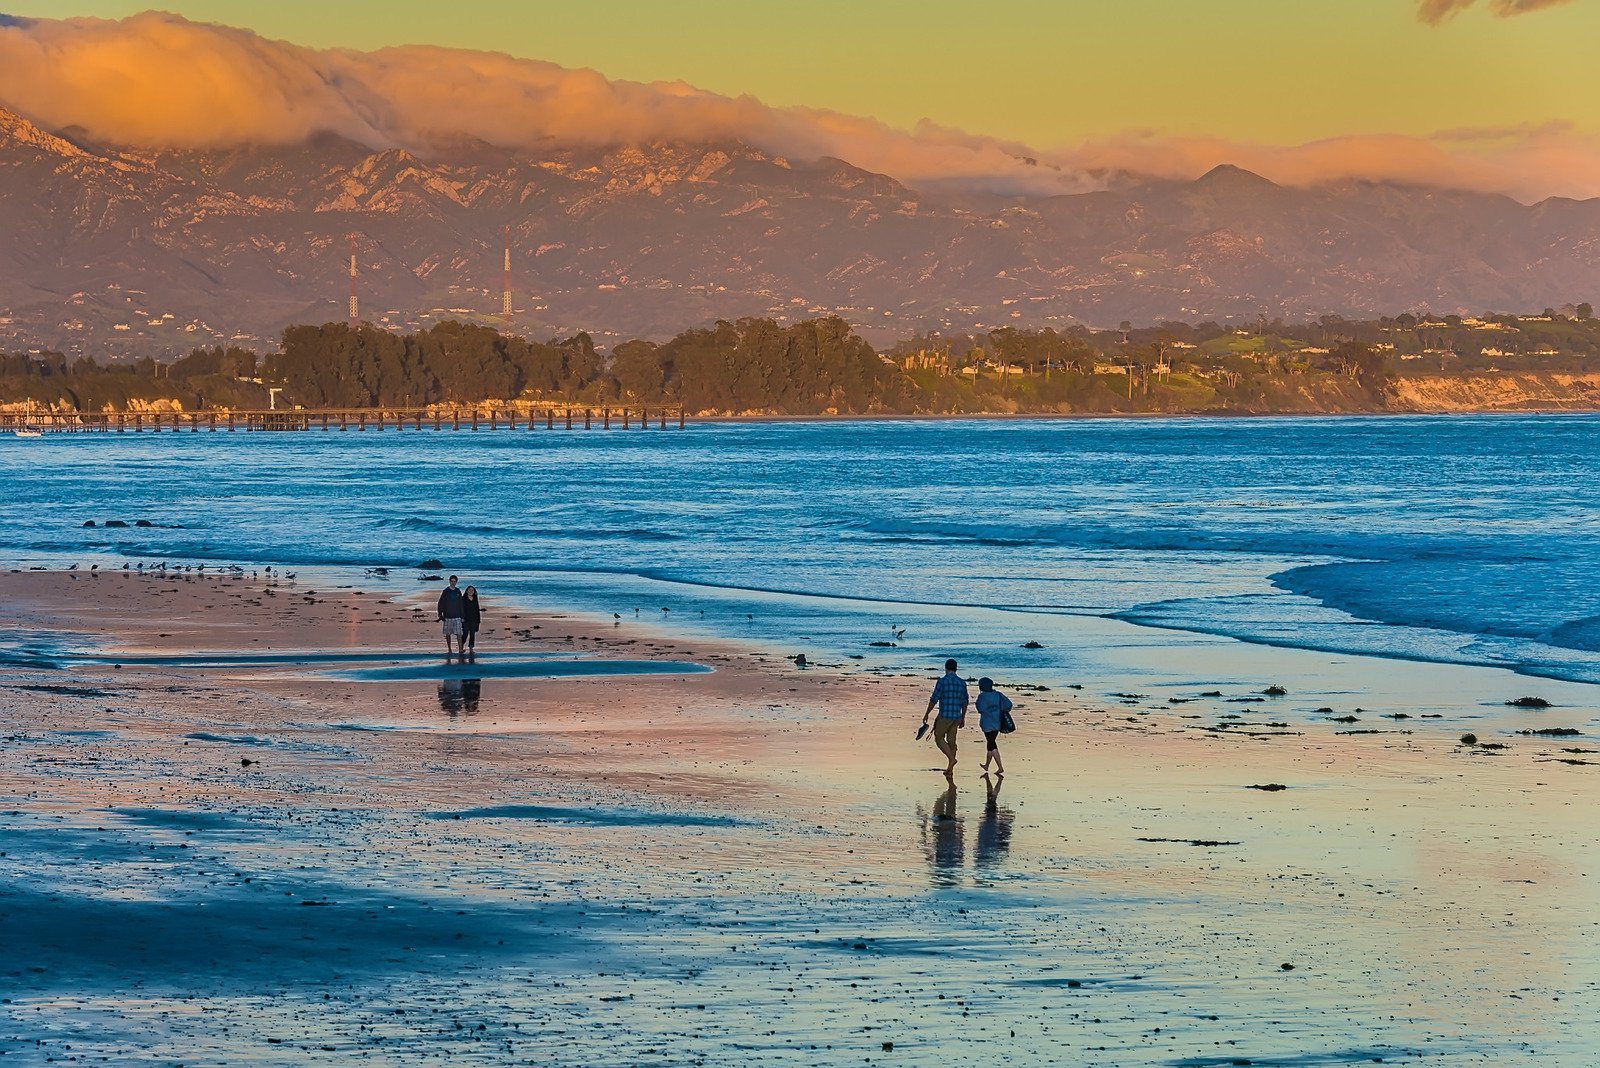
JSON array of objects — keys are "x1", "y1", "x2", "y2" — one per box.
[{"x1": 2, "y1": 103, "x2": 1597, "y2": 357}]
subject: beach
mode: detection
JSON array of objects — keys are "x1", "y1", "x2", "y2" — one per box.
[{"x1": 3, "y1": 566, "x2": 1597, "y2": 1065}]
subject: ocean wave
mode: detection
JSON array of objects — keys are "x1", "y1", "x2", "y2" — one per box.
[
  {"x1": 1112, "y1": 594, "x2": 1600, "y2": 685},
  {"x1": 377, "y1": 515, "x2": 681, "y2": 541},
  {"x1": 1273, "y1": 559, "x2": 1600, "y2": 654},
  {"x1": 846, "y1": 516, "x2": 1570, "y2": 567}
]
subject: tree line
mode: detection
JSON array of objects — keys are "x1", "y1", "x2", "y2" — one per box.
[{"x1": 4, "y1": 308, "x2": 1599, "y2": 416}]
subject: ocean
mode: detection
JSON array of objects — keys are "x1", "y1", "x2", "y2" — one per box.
[{"x1": 5, "y1": 413, "x2": 1600, "y2": 688}]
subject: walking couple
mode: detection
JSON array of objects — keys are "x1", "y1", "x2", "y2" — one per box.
[
  {"x1": 921, "y1": 658, "x2": 1014, "y2": 778},
  {"x1": 435, "y1": 575, "x2": 484, "y2": 661}
]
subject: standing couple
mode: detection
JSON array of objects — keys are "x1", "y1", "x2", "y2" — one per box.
[
  {"x1": 921, "y1": 658, "x2": 1014, "y2": 778},
  {"x1": 435, "y1": 575, "x2": 484, "y2": 661}
]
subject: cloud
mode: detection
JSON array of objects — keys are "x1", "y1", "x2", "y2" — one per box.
[
  {"x1": 1055, "y1": 125, "x2": 1600, "y2": 202},
  {"x1": 0, "y1": 11, "x2": 1595, "y2": 202},
  {"x1": 0, "y1": 11, "x2": 1077, "y2": 195},
  {"x1": 1418, "y1": 0, "x2": 1575, "y2": 25}
]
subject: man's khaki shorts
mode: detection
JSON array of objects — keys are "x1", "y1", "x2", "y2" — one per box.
[{"x1": 933, "y1": 716, "x2": 961, "y2": 749}]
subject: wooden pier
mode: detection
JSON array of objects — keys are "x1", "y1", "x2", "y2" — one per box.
[{"x1": 0, "y1": 405, "x2": 687, "y2": 434}]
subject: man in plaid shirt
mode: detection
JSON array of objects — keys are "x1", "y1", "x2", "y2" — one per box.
[{"x1": 922, "y1": 658, "x2": 969, "y2": 776}]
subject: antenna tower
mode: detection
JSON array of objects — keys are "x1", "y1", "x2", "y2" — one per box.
[
  {"x1": 348, "y1": 234, "x2": 359, "y2": 324},
  {"x1": 502, "y1": 224, "x2": 513, "y2": 317}
]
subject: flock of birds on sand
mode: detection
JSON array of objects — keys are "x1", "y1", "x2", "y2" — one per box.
[
  {"x1": 66, "y1": 560, "x2": 918, "y2": 644},
  {"x1": 65, "y1": 561, "x2": 297, "y2": 581}
]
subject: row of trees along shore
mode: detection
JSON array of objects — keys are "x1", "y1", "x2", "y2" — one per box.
[{"x1": 3, "y1": 308, "x2": 1599, "y2": 416}]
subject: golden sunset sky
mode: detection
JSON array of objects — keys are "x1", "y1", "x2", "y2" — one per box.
[
  {"x1": 13, "y1": 0, "x2": 1595, "y2": 143},
  {"x1": 3, "y1": 1, "x2": 1597, "y2": 198}
]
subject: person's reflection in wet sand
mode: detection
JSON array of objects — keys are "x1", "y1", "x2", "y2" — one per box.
[
  {"x1": 917, "y1": 779, "x2": 965, "y2": 887},
  {"x1": 437, "y1": 678, "x2": 483, "y2": 717},
  {"x1": 974, "y1": 774, "x2": 1014, "y2": 870}
]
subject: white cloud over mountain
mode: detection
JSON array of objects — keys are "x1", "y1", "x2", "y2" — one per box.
[{"x1": 1, "y1": 10, "x2": 1595, "y2": 202}]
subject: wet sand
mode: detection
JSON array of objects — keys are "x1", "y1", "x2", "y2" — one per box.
[{"x1": 2, "y1": 569, "x2": 1598, "y2": 1065}]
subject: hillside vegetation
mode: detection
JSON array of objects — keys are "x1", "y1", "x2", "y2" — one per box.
[{"x1": 4, "y1": 309, "x2": 1599, "y2": 416}]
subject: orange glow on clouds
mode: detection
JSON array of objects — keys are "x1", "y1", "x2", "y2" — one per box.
[{"x1": 0, "y1": 11, "x2": 1596, "y2": 203}]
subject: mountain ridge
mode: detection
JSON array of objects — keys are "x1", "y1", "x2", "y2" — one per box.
[{"x1": 1, "y1": 103, "x2": 1596, "y2": 357}]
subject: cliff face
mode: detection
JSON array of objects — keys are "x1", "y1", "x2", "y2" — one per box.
[{"x1": 1389, "y1": 373, "x2": 1600, "y2": 412}]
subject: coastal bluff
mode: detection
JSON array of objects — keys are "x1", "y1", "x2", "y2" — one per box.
[{"x1": 1388, "y1": 371, "x2": 1600, "y2": 412}]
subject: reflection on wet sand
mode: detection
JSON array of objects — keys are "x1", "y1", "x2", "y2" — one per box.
[
  {"x1": 974, "y1": 774, "x2": 1013, "y2": 870},
  {"x1": 920, "y1": 779, "x2": 964, "y2": 886},
  {"x1": 919, "y1": 776, "x2": 1013, "y2": 886},
  {"x1": 437, "y1": 678, "x2": 482, "y2": 716}
]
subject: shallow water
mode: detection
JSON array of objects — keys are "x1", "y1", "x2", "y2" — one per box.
[{"x1": 5, "y1": 415, "x2": 1600, "y2": 689}]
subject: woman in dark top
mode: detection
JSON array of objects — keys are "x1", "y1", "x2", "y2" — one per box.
[{"x1": 461, "y1": 586, "x2": 483, "y2": 658}]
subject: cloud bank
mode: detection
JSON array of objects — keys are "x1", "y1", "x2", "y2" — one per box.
[
  {"x1": 1054, "y1": 124, "x2": 1600, "y2": 203},
  {"x1": 0, "y1": 11, "x2": 1070, "y2": 194},
  {"x1": 1417, "y1": 0, "x2": 1575, "y2": 25},
  {"x1": 0, "y1": 11, "x2": 1595, "y2": 203}
]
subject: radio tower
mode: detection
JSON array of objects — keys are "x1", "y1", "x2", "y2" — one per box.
[
  {"x1": 347, "y1": 234, "x2": 359, "y2": 324},
  {"x1": 501, "y1": 224, "x2": 513, "y2": 317}
]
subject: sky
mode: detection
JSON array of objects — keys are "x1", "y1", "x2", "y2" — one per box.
[{"x1": 3, "y1": 1, "x2": 1598, "y2": 199}]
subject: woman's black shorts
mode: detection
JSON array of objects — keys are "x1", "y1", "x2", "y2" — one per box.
[{"x1": 983, "y1": 729, "x2": 1000, "y2": 750}]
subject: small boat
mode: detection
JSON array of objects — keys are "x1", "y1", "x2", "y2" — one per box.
[{"x1": 13, "y1": 405, "x2": 46, "y2": 436}]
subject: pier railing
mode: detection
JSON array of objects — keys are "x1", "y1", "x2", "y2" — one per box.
[{"x1": 0, "y1": 405, "x2": 688, "y2": 434}]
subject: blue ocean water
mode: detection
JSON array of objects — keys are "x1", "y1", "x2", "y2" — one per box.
[{"x1": 3, "y1": 414, "x2": 1599, "y2": 684}]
